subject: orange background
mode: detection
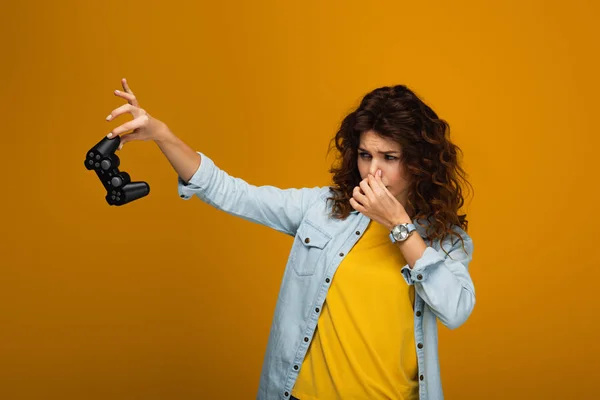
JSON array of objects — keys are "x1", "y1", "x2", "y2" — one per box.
[{"x1": 1, "y1": 0, "x2": 598, "y2": 399}]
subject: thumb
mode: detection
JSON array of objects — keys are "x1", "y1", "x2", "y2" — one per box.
[{"x1": 117, "y1": 131, "x2": 141, "y2": 150}]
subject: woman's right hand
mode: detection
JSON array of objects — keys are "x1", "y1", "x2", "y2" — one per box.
[{"x1": 105, "y1": 78, "x2": 171, "y2": 150}]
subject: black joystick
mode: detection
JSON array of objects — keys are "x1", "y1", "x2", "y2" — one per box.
[{"x1": 84, "y1": 136, "x2": 150, "y2": 206}]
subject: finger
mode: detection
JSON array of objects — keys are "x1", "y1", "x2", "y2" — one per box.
[
  {"x1": 121, "y1": 78, "x2": 140, "y2": 107},
  {"x1": 367, "y1": 174, "x2": 385, "y2": 196},
  {"x1": 117, "y1": 131, "x2": 141, "y2": 150},
  {"x1": 374, "y1": 171, "x2": 397, "y2": 200},
  {"x1": 106, "y1": 103, "x2": 135, "y2": 121},
  {"x1": 108, "y1": 114, "x2": 148, "y2": 137},
  {"x1": 349, "y1": 197, "x2": 365, "y2": 212},
  {"x1": 121, "y1": 78, "x2": 132, "y2": 93},
  {"x1": 352, "y1": 186, "x2": 368, "y2": 204},
  {"x1": 359, "y1": 179, "x2": 375, "y2": 198},
  {"x1": 114, "y1": 88, "x2": 139, "y2": 107},
  {"x1": 371, "y1": 172, "x2": 388, "y2": 195},
  {"x1": 373, "y1": 170, "x2": 385, "y2": 188}
]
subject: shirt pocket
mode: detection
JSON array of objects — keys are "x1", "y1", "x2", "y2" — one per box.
[{"x1": 292, "y1": 219, "x2": 333, "y2": 276}]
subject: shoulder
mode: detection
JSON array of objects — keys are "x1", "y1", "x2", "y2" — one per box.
[
  {"x1": 303, "y1": 186, "x2": 335, "y2": 208},
  {"x1": 301, "y1": 186, "x2": 331, "y2": 204}
]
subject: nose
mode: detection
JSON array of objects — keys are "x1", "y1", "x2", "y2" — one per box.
[{"x1": 368, "y1": 163, "x2": 380, "y2": 178}]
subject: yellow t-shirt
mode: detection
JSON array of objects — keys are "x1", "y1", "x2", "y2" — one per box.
[{"x1": 291, "y1": 220, "x2": 419, "y2": 400}]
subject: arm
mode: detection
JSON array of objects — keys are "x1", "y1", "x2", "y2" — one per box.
[
  {"x1": 154, "y1": 130, "x2": 202, "y2": 183},
  {"x1": 158, "y1": 131, "x2": 323, "y2": 237},
  {"x1": 105, "y1": 79, "x2": 322, "y2": 237},
  {"x1": 400, "y1": 227, "x2": 476, "y2": 330}
]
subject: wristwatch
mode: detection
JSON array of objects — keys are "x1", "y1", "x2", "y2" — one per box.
[{"x1": 389, "y1": 223, "x2": 417, "y2": 243}]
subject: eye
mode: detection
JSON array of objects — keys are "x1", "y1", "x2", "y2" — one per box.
[{"x1": 359, "y1": 152, "x2": 397, "y2": 161}]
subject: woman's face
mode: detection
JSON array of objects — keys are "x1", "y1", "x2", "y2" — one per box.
[{"x1": 357, "y1": 130, "x2": 411, "y2": 207}]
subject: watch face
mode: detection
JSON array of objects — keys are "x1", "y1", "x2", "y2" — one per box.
[{"x1": 393, "y1": 225, "x2": 408, "y2": 241}]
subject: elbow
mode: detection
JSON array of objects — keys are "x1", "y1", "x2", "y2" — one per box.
[
  {"x1": 440, "y1": 289, "x2": 476, "y2": 330},
  {"x1": 443, "y1": 315, "x2": 469, "y2": 330}
]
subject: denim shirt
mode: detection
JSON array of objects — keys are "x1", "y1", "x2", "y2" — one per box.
[{"x1": 178, "y1": 151, "x2": 476, "y2": 400}]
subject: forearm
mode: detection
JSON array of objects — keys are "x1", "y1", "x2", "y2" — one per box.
[
  {"x1": 154, "y1": 128, "x2": 201, "y2": 183},
  {"x1": 385, "y1": 215, "x2": 427, "y2": 268},
  {"x1": 395, "y1": 233, "x2": 427, "y2": 269}
]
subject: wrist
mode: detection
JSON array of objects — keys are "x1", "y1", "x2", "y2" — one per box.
[
  {"x1": 386, "y1": 214, "x2": 412, "y2": 231},
  {"x1": 154, "y1": 124, "x2": 175, "y2": 144}
]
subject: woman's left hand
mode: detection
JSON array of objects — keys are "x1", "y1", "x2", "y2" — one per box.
[{"x1": 349, "y1": 170, "x2": 411, "y2": 230}]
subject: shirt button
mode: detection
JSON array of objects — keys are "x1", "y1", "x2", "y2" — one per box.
[
  {"x1": 417, "y1": 274, "x2": 423, "y2": 280},
  {"x1": 339, "y1": 252, "x2": 344, "y2": 256},
  {"x1": 355, "y1": 231, "x2": 360, "y2": 235},
  {"x1": 419, "y1": 375, "x2": 424, "y2": 381},
  {"x1": 325, "y1": 278, "x2": 330, "y2": 283},
  {"x1": 180, "y1": 194, "x2": 185, "y2": 198},
  {"x1": 304, "y1": 238, "x2": 310, "y2": 244},
  {"x1": 315, "y1": 307, "x2": 320, "y2": 313},
  {"x1": 294, "y1": 365, "x2": 299, "y2": 370},
  {"x1": 417, "y1": 343, "x2": 423, "y2": 349},
  {"x1": 416, "y1": 311, "x2": 422, "y2": 317},
  {"x1": 285, "y1": 391, "x2": 289, "y2": 396},
  {"x1": 304, "y1": 337, "x2": 309, "y2": 342}
]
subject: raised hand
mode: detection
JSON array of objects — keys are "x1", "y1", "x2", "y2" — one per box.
[
  {"x1": 349, "y1": 170, "x2": 411, "y2": 230},
  {"x1": 105, "y1": 78, "x2": 170, "y2": 150}
]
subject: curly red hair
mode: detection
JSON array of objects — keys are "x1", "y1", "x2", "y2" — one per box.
[{"x1": 325, "y1": 85, "x2": 473, "y2": 255}]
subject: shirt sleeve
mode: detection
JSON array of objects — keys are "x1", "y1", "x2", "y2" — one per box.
[
  {"x1": 401, "y1": 227, "x2": 476, "y2": 329},
  {"x1": 177, "y1": 151, "x2": 324, "y2": 237}
]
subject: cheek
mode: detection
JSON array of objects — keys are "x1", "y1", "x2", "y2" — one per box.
[
  {"x1": 386, "y1": 169, "x2": 408, "y2": 188},
  {"x1": 356, "y1": 161, "x2": 367, "y2": 178},
  {"x1": 385, "y1": 167, "x2": 400, "y2": 180}
]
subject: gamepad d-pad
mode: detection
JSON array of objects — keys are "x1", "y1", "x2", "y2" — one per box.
[{"x1": 84, "y1": 136, "x2": 150, "y2": 205}]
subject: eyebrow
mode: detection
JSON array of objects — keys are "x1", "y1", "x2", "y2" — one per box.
[{"x1": 358, "y1": 147, "x2": 400, "y2": 155}]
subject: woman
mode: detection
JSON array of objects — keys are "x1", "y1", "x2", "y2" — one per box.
[{"x1": 105, "y1": 79, "x2": 476, "y2": 400}]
